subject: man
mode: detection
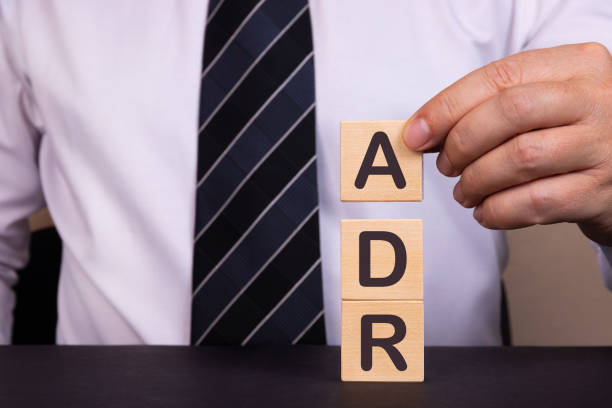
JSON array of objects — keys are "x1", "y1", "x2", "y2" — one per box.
[{"x1": 1, "y1": 0, "x2": 611, "y2": 346}]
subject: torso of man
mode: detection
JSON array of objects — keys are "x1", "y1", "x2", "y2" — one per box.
[{"x1": 1, "y1": 0, "x2": 606, "y2": 345}]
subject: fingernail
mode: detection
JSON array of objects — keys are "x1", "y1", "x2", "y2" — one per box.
[
  {"x1": 403, "y1": 118, "x2": 431, "y2": 150},
  {"x1": 473, "y1": 205, "x2": 483, "y2": 224},
  {"x1": 453, "y1": 183, "x2": 465, "y2": 205},
  {"x1": 436, "y1": 151, "x2": 454, "y2": 176}
]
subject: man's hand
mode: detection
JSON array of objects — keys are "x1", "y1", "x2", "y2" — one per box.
[{"x1": 403, "y1": 43, "x2": 612, "y2": 246}]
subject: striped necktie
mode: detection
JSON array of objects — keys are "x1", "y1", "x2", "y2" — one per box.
[{"x1": 191, "y1": 0, "x2": 326, "y2": 345}]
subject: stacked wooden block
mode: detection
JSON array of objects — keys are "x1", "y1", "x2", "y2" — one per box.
[{"x1": 340, "y1": 121, "x2": 424, "y2": 382}]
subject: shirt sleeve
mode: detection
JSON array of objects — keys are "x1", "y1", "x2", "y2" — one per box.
[
  {"x1": 521, "y1": 0, "x2": 612, "y2": 51},
  {"x1": 519, "y1": 0, "x2": 612, "y2": 290},
  {"x1": 592, "y1": 244, "x2": 612, "y2": 291},
  {"x1": 0, "y1": 6, "x2": 46, "y2": 344}
]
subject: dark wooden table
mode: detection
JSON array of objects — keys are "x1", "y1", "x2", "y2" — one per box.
[{"x1": 0, "y1": 346, "x2": 609, "y2": 407}]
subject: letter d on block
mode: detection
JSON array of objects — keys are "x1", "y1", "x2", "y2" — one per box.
[
  {"x1": 359, "y1": 231, "x2": 406, "y2": 287},
  {"x1": 341, "y1": 219, "x2": 422, "y2": 300}
]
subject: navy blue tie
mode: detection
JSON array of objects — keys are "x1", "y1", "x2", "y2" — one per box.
[{"x1": 191, "y1": 0, "x2": 326, "y2": 345}]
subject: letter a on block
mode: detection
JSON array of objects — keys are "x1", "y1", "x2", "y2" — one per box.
[
  {"x1": 342, "y1": 219, "x2": 422, "y2": 300},
  {"x1": 354, "y1": 132, "x2": 406, "y2": 190},
  {"x1": 341, "y1": 300, "x2": 423, "y2": 382},
  {"x1": 341, "y1": 120, "x2": 422, "y2": 201}
]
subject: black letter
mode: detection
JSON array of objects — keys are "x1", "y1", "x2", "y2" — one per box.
[
  {"x1": 354, "y1": 131, "x2": 406, "y2": 189},
  {"x1": 361, "y1": 314, "x2": 407, "y2": 371},
  {"x1": 359, "y1": 231, "x2": 407, "y2": 287}
]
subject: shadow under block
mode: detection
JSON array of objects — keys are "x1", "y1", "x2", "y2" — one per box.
[
  {"x1": 341, "y1": 300, "x2": 424, "y2": 382},
  {"x1": 341, "y1": 219, "x2": 422, "y2": 300},
  {"x1": 341, "y1": 120, "x2": 422, "y2": 202}
]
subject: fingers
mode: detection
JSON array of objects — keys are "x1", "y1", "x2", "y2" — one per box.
[
  {"x1": 437, "y1": 81, "x2": 590, "y2": 177},
  {"x1": 403, "y1": 43, "x2": 607, "y2": 151},
  {"x1": 454, "y1": 125, "x2": 601, "y2": 207},
  {"x1": 473, "y1": 171, "x2": 602, "y2": 229}
]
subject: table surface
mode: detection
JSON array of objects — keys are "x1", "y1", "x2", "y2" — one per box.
[{"x1": 0, "y1": 346, "x2": 610, "y2": 407}]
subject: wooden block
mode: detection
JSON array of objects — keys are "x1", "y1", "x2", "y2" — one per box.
[
  {"x1": 341, "y1": 300, "x2": 424, "y2": 382},
  {"x1": 341, "y1": 219, "x2": 422, "y2": 300},
  {"x1": 341, "y1": 120, "x2": 422, "y2": 202}
]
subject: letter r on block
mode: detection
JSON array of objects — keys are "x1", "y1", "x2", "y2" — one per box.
[
  {"x1": 341, "y1": 300, "x2": 423, "y2": 382},
  {"x1": 361, "y1": 314, "x2": 407, "y2": 371}
]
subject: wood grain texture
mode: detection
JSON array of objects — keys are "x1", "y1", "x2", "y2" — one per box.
[
  {"x1": 340, "y1": 120, "x2": 422, "y2": 202},
  {"x1": 341, "y1": 219, "x2": 422, "y2": 300},
  {"x1": 341, "y1": 300, "x2": 424, "y2": 382}
]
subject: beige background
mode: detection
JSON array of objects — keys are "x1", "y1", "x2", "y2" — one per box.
[
  {"x1": 505, "y1": 223, "x2": 612, "y2": 345},
  {"x1": 28, "y1": 210, "x2": 612, "y2": 345}
]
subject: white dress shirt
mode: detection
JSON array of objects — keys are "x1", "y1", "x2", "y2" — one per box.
[{"x1": 1, "y1": 0, "x2": 612, "y2": 345}]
